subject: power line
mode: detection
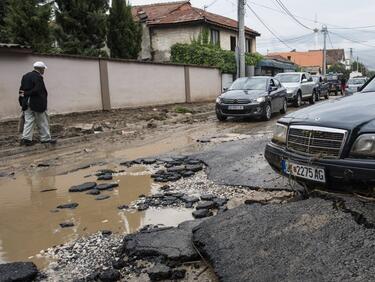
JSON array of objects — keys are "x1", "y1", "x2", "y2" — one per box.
[
  {"x1": 203, "y1": 0, "x2": 220, "y2": 10},
  {"x1": 327, "y1": 32, "x2": 334, "y2": 49},
  {"x1": 249, "y1": 0, "x2": 375, "y2": 32},
  {"x1": 330, "y1": 31, "x2": 375, "y2": 48},
  {"x1": 273, "y1": 0, "x2": 314, "y2": 30},
  {"x1": 257, "y1": 32, "x2": 314, "y2": 45},
  {"x1": 246, "y1": 3, "x2": 292, "y2": 49}
]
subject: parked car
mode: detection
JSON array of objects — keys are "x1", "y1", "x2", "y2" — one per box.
[
  {"x1": 345, "y1": 77, "x2": 367, "y2": 95},
  {"x1": 312, "y1": 75, "x2": 329, "y2": 100},
  {"x1": 274, "y1": 72, "x2": 316, "y2": 107},
  {"x1": 326, "y1": 73, "x2": 343, "y2": 95},
  {"x1": 215, "y1": 76, "x2": 287, "y2": 121},
  {"x1": 264, "y1": 75, "x2": 375, "y2": 190}
]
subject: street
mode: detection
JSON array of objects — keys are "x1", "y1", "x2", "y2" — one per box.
[{"x1": 2, "y1": 97, "x2": 375, "y2": 281}]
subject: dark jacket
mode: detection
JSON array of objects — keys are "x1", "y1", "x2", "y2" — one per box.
[{"x1": 19, "y1": 70, "x2": 48, "y2": 112}]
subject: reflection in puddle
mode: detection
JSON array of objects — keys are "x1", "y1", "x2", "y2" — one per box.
[{"x1": 0, "y1": 164, "x2": 192, "y2": 267}]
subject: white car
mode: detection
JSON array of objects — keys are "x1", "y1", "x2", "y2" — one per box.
[{"x1": 275, "y1": 72, "x2": 317, "y2": 107}]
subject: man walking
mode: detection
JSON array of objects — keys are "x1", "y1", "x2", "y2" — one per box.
[{"x1": 19, "y1": 62, "x2": 56, "y2": 146}]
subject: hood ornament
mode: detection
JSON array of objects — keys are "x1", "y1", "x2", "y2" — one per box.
[{"x1": 314, "y1": 117, "x2": 321, "y2": 121}]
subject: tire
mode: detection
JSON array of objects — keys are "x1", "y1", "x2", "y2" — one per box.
[
  {"x1": 293, "y1": 92, "x2": 302, "y2": 107},
  {"x1": 325, "y1": 92, "x2": 329, "y2": 99},
  {"x1": 263, "y1": 103, "x2": 272, "y2": 121},
  {"x1": 309, "y1": 91, "x2": 316, "y2": 105},
  {"x1": 280, "y1": 98, "x2": 287, "y2": 114},
  {"x1": 335, "y1": 91, "x2": 338, "y2": 96},
  {"x1": 216, "y1": 112, "x2": 227, "y2": 121}
]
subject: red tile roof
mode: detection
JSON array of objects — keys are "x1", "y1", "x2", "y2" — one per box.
[
  {"x1": 268, "y1": 50, "x2": 323, "y2": 68},
  {"x1": 132, "y1": 1, "x2": 260, "y2": 36}
]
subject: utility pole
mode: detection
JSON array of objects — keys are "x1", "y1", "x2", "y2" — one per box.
[
  {"x1": 238, "y1": 0, "x2": 246, "y2": 77},
  {"x1": 322, "y1": 25, "x2": 327, "y2": 76},
  {"x1": 349, "y1": 48, "x2": 353, "y2": 69}
]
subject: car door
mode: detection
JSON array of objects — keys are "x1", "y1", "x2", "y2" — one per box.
[
  {"x1": 274, "y1": 79, "x2": 285, "y2": 110},
  {"x1": 306, "y1": 74, "x2": 315, "y2": 94},
  {"x1": 268, "y1": 79, "x2": 280, "y2": 111},
  {"x1": 300, "y1": 73, "x2": 309, "y2": 97}
]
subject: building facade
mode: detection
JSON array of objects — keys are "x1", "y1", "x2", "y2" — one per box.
[{"x1": 132, "y1": 1, "x2": 260, "y2": 62}]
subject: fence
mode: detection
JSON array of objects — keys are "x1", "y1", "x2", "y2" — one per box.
[{"x1": 0, "y1": 51, "x2": 222, "y2": 120}]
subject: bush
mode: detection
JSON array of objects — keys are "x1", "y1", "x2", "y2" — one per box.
[{"x1": 170, "y1": 43, "x2": 262, "y2": 74}]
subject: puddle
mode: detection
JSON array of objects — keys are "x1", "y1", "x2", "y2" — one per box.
[
  {"x1": 0, "y1": 119, "x2": 273, "y2": 268},
  {"x1": 0, "y1": 164, "x2": 193, "y2": 268}
]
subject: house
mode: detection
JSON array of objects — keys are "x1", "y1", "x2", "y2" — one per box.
[
  {"x1": 255, "y1": 54, "x2": 297, "y2": 76},
  {"x1": 268, "y1": 49, "x2": 346, "y2": 75},
  {"x1": 132, "y1": 1, "x2": 260, "y2": 61}
]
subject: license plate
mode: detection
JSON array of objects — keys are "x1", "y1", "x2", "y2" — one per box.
[
  {"x1": 228, "y1": 105, "x2": 244, "y2": 110},
  {"x1": 281, "y1": 160, "x2": 326, "y2": 183}
]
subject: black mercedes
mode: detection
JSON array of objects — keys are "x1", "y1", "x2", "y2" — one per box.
[
  {"x1": 265, "y1": 76, "x2": 375, "y2": 191},
  {"x1": 216, "y1": 76, "x2": 288, "y2": 121}
]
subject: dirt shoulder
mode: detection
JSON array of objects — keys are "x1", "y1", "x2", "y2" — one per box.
[{"x1": 0, "y1": 103, "x2": 214, "y2": 160}]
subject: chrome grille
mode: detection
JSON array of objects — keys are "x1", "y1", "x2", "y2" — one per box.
[
  {"x1": 287, "y1": 125, "x2": 347, "y2": 158},
  {"x1": 221, "y1": 98, "x2": 251, "y2": 104}
]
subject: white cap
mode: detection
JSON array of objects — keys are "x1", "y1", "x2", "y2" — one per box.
[{"x1": 33, "y1": 61, "x2": 47, "y2": 69}]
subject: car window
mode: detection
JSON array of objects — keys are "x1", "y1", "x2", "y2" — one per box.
[
  {"x1": 301, "y1": 74, "x2": 306, "y2": 81},
  {"x1": 274, "y1": 79, "x2": 282, "y2": 87},
  {"x1": 360, "y1": 77, "x2": 375, "y2": 92},
  {"x1": 270, "y1": 79, "x2": 275, "y2": 87},
  {"x1": 275, "y1": 74, "x2": 300, "y2": 83}
]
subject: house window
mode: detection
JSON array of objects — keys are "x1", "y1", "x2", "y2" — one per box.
[
  {"x1": 230, "y1": 36, "x2": 236, "y2": 51},
  {"x1": 246, "y1": 38, "x2": 252, "y2": 53},
  {"x1": 210, "y1": 29, "x2": 220, "y2": 46}
]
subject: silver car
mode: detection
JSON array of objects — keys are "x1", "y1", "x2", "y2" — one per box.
[
  {"x1": 274, "y1": 72, "x2": 316, "y2": 107},
  {"x1": 345, "y1": 77, "x2": 367, "y2": 95}
]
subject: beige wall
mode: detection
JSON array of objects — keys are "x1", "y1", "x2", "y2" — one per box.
[
  {"x1": 0, "y1": 53, "x2": 102, "y2": 120},
  {"x1": 107, "y1": 61, "x2": 186, "y2": 108},
  {"x1": 151, "y1": 26, "x2": 202, "y2": 61},
  {"x1": 0, "y1": 52, "x2": 221, "y2": 120},
  {"x1": 189, "y1": 67, "x2": 221, "y2": 102}
]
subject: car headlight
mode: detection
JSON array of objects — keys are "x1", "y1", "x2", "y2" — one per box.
[
  {"x1": 272, "y1": 123, "x2": 288, "y2": 145},
  {"x1": 287, "y1": 88, "x2": 296, "y2": 94},
  {"x1": 256, "y1": 97, "x2": 266, "y2": 103},
  {"x1": 350, "y1": 134, "x2": 375, "y2": 157},
  {"x1": 216, "y1": 97, "x2": 221, "y2": 103}
]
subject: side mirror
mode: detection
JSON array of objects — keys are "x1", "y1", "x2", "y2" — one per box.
[
  {"x1": 302, "y1": 79, "x2": 308, "y2": 83},
  {"x1": 223, "y1": 87, "x2": 228, "y2": 92}
]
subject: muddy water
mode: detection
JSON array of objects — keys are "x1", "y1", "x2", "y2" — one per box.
[
  {"x1": 0, "y1": 164, "x2": 193, "y2": 267},
  {"x1": 0, "y1": 118, "x2": 276, "y2": 268}
]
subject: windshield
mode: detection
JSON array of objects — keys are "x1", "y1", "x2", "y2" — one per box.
[
  {"x1": 327, "y1": 75, "x2": 338, "y2": 81},
  {"x1": 275, "y1": 74, "x2": 300, "y2": 83},
  {"x1": 348, "y1": 78, "x2": 366, "y2": 85},
  {"x1": 361, "y1": 77, "x2": 375, "y2": 92},
  {"x1": 229, "y1": 77, "x2": 267, "y2": 90}
]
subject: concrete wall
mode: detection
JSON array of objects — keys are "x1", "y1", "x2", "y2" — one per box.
[
  {"x1": 0, "y1": 52, "x2": 221, "y2": 120},
  {"x1": 189, "y1": 67, "x2": 221, "y2": 102},
  {"x1": 0, "y1": 53, "x2": 102, "y2": 119},
  {"x1": 151, "y1": 25, "x2": 202, "y2": 61},
  {"x1": 108, "y1": 61, "x2": 186, "y2": 108}
]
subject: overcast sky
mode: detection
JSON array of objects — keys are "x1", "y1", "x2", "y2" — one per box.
[{"x1": 130, "y1": 0, "x2": 375, "y2": 69}]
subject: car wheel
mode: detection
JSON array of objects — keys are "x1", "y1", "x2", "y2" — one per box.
[
  {"x1": 309, "y1": 91, "x2": 316, "y2": 104},
  {"x1": 216, "y1": 112, "x2": 227, "y2": 121},
  {"x1": 263, "y1": 103, "x2": 272, "y2": 121},
  {"x1": 294, "y1": 92, "x2": 302, "y2": 107},
  {"x1": 280, "y1": 98, "x2": 287, "y2": 114},
  {"x1": 325, "y1": 93, "x2": 329, "y2": 99}
]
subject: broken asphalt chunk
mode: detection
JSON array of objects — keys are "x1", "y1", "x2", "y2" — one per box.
[
  {"x1": 97, "y1": 174, "x2": 113, "y2": 181},
  {"x1": 0, "y1": 262, "x2": 39, "y2": 282},
  {"x1": 192, "y1": 209, "x2": 213, "y2": 219},
  {"x1": 60, "y1": 222, "x2": 74, "y2": 228},
  {"x1": 196, "y1": 201, "x2": 215, "y2": 210},
  {"x1": 96, "y1": 195, "x2": 110, "y2": 201},
  {"x1": 147, "y1": 264, "x2": 171, "y2": 281},
  {"x1": 56, "y1": 202, "x2": 79, "y2": 209},
  {"x1": 96, "y1": 183, "x2": 119, "y2": 190},
  {"x1": 69, "y1": 182, "x2": 97, "y2": 192}
]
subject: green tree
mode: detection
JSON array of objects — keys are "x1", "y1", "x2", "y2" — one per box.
[
  {"x1": 54, "y1": 0, "x2": 109, "y2": 56},
  {"x1": 3, "y1": 0, "x2": 53, "y2": 52},
  {"x1": 107, "y1": 0, "x2": 141, "y2": 59},
  {"x1": 0, "y1": 0, "x2": 9, "y2": 42},
  {"x1": 327, "y1": 63, "x2": 350, "y2": 79}
]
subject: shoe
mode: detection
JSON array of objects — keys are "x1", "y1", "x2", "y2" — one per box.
[
  {"x1": 41, "y1": 139, "x2": 57, "y2": 145},
  {"x1": 20, "y1": 139, "x2": 33, "y2": 146}
]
